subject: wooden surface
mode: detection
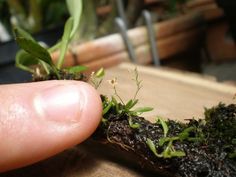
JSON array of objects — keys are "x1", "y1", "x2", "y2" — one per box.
[
  {"x1": 2, "y1": 63, "x2": 236, "y2": 177},
  {"x1": 99, "y1": 63, "x2": 235, "y2": 122}
]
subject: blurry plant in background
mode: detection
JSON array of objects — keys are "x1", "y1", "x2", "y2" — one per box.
[
  {"x1": 0, "y1": 0, "x2": 69, "y2": 42},
  {"x1": 0, "y1": 0, "x2": 194, "y2": 43}
]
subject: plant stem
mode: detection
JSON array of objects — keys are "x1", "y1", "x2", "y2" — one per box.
[
  {"x1": 56, "y1": 43, "x2": 69, "y2": 69},
  {"x1": 48, "y1": 42, "x2": 62, "y2": 53},
  {"x1": 56, "y1": 18, "x2": 73, "y2": 69},
  {"x1": 39, "y1": 61, "x2": 50, "y2": 75}
]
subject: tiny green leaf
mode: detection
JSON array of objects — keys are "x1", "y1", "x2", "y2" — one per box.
[
  {"x1": 103, "y1": 102, "x2": 112, "y2": 115},
  {"x1": 112, "y1": 96, "x2": 118, "y2": 105},
  {"x1": 178, "y1": 127, "x2": 195, "y2": 141},
  {"x1": 14, "y1": 27, "x2": 35, "y2": 42},
  {"x1": 14, "y1": 27, "x2": 58, "y2": 77},
  {"x1": 65, "y1": 65, "x2": 88, "y2": 74},
  {"x1": 14, "y1": 29, "x2": 53, "y2": 66},
  {"x1": 95, "y1": 68, "x2": 105, "y2": 78},
  {"x1": 146, "y1": 138, "x2": 162, "y2": 158},
  {"x1": 159, "y1": 137, "x2": 179, "y2": 146},
  {"x1": 133, "y1": 107, "x2": 153, "y2": 113},
  {"x1": 125, "y1": 99, "x2": 138, "y2": 110},
  {"x1": 156, "y1": 116, "x2": 169, "y2": 137},
  {"x1": 15, "y1": 50, "x2": 38, "y2": 73},
  {"x1": 170, "y1": 151, "x2": 186, "y2": 157},
  {"x1": 125, "y1": 100, "x2": 133, "y2": 110},
  {"x1": 111, "y1": 96, "x2": 120, "y2": 114},
  {"x1": 128, "y1": 117, "x2": 140, "y2": 129},
  {"x1": 159, "y1": 137, "x2": 169, "y2": 146}
]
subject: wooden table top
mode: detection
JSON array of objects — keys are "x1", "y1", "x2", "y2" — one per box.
[
  {"x1": 99, "y1": 63, "x2": 235, "y2": 122},
  {"x1": 3, "y1": 63, "x2": 236, "y2": 177}
]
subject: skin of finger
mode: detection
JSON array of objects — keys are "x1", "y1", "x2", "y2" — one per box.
[{"x1": 0, "y1": 80, "x2": 102, "y2": 172}]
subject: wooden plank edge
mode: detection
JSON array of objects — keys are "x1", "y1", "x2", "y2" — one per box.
[{"x1": 120, "y1": 63, "x2": 236, "y2": 95}]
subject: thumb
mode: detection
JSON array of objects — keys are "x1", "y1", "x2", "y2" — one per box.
[{"x1": 0, "y1": 80, "x2": 102, "y2": 172}]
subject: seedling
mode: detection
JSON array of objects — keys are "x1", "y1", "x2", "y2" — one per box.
[
  {"x1": 128, "y1": 116, "x2": 141, "y2": 129},
  {"x1": 101, "y1": 68, "x2": 153, "y2": 125},
  {"x1": 146, "y1": 117, "x2": 186, "y2": 158},
  {"x1": 14, "y1": 0, "x2": 86, "y2": 80},
  {"x1": 89, "y1": 68, "x2": 105, "y2": 89}
]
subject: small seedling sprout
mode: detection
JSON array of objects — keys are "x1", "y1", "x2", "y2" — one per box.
[
  {"x1": 146, "y1": 138, "x2": 162, "y2": 158},
  {"x1": 90, "y1": 68, "x2": 105, "y2": 89},
  {"x1": 132, "y1": 67, "x2": 142, "y2": 100},
  {"x1": 156, "y1": 116, "x2": 169, "y2": 137},
  {"x1": 146, "y1": 117, "x2": 188, "y2": 158},
  {"x1": 102, "y1": 67, "x2": 153, "y2": 119},
  {"x1": 128, "y1": 117, "x2": 141, "y2": 129},
  {"x1": 14, "y1": 0, "x2": 86, "y2": 79}
]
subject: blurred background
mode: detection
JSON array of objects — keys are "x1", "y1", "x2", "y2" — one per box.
[{"x1": 0, "y1": 0, "x2": 235, "y2": 84}]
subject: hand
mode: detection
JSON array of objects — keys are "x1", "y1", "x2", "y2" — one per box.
[{"x1": 0, "y1": 80, "x2": 102, "y2": 172}]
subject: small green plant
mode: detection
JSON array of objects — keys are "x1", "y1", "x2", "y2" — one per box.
[
  {"x1": 146, "y1": 116, "x2": 207, "y2": 158},
  {"x1": 101, "y1": 67, "x2": 153, "y2": 123},
  {"x1": 89, "y1": 68, "x2": 105, "y2": 89},
  {"x1": 146, "y1": 117, "x2": 186, "y2": 158},
  {"x1": 156, "y1": 116, "x2": 168, "y2": 138},
  {"x1": 0, "y1": 0, "x2": 69, "y2": 36},
  {"x1": 14, "y1": 0, "x2": 86, "y2": 80},
  {"x1": 128, "y1": 116, "x2": 141, "y2": 129}
]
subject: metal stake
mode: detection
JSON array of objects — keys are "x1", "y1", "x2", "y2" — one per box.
[
  {"x1": 142, "y1": 10, "x2": 160, "y2": 66},
  {"x1": 115, "y1": 17, "x2": 137, "y2": 63}
]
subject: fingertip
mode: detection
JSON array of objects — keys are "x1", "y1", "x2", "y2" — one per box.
[
  {"x1": 70, "y1": 81, "x2": 103, "y2": 143},
  {"x1": 0, "y1": 81, "x2": 102, "y2": 172}
]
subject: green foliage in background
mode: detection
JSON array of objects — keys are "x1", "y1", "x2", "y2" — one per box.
[{"x1": 14, "y1": 0, "x2": 86, "y2": 79}]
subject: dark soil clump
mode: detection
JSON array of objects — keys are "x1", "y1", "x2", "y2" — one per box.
[
  {"x1": 94, "y1": 102, "x2": 236, "y2": 177},
  {"x1": 32, "y1": 69, "x2": 86, "y2": 81}
]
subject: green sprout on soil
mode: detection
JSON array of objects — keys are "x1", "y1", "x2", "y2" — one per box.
[
  {"x1": 102, "y1": 67, "x2": 153, "y2": 124},
  {"x1": 146, "y1": 117, "x2": 186, "y2": 158},
  {"x1": 89, "y1": 68, "x2": 105, "y2": 89},
  {"x1": 146, "y1": 116, "x2": 206, "y2": 159},
  {"x1": 128, "y1": 117, "x2": 141, "y2": 129},
  {"x1": 14, "y1": 0, "x2": 86, "y2": 80}
]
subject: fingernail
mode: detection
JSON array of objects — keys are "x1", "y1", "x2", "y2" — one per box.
[{"x1": 34, "y1": 84, "x2": 84, "y2": 123}]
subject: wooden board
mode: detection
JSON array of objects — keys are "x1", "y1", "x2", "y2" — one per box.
[
  {"x1": 99, "y1": 63, "x2": 235, "y2": 122},
  {"x1": 3, "y1": 63, "x2": 236, "y2": 177}
]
